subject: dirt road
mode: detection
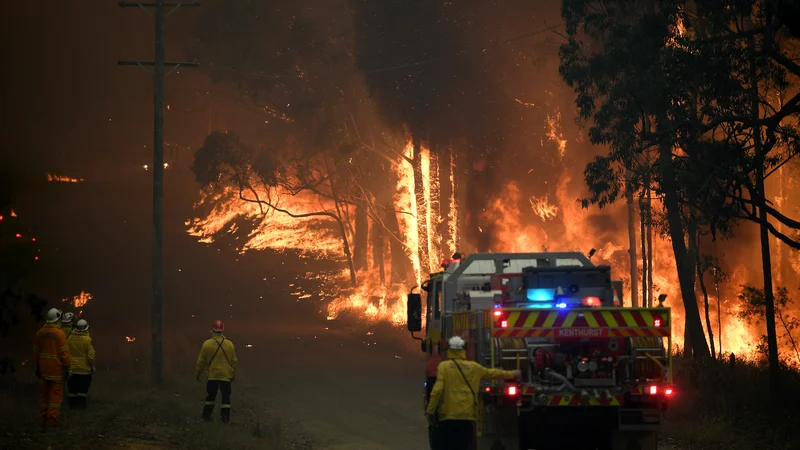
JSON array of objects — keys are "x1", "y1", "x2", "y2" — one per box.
[{"x1": 237, "y1": 322, "x2": 429, "y2": 450}]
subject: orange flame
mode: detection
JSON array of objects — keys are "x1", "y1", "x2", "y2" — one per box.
[
  {"x1": 63, "y1": 290, "x2": 93, "y2": 308},
  {"x1": 47, "y1": 173, "x2": 84, "y2": 183},
  {"x1": 529, "y1": 195, "x2": 559, "y2": 222}
]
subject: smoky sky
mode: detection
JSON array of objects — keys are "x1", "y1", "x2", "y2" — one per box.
[{"x1": 352, "y1": 0, "x2": 565, "y2": 250}]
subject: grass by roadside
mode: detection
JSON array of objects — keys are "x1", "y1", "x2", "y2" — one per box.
[
  {"x1": 662, "y1": 355, "x2": 800, "y2": 450},
  {"x1": 0, "y1": 369, "x2": 315, "y2": 450}
]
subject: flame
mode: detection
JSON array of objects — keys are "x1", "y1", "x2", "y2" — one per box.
[
  {"x1": 396, "y1": 140, "x2": 421, "y2": 286},
  {"x1": 47, "y1": 173, "x2": 84, "y2": 183},
  {"x1": 187, "y1": 116, "x2": 797, "y2": 363},
  {"x1": 63, "y1": 291, "x2": 93, "y2": 308},
  {"x1": 529, "y1": 195, "x2": 559, "y2": 222},
  {"x1": 545, "y1": 110, "x2": 568, "y2": 158}
]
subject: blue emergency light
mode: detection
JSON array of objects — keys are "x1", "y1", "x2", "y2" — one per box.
[{"x1": 526, "y1": 288, "x2": 556, "y2": 302}]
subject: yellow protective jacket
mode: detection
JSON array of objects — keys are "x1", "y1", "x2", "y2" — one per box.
[
  {"x1": 33, "y1": 324, "x2": 71, "y2": 380},
  {"x1": 194, "y1": 335, "x2": 237, "y2": 382},
  {"x1": 67, "y1": 331, "x2": 95, "y2": 375},
  {"x1": 425, "y1": 349, "x2": 517, "y2": 421}
]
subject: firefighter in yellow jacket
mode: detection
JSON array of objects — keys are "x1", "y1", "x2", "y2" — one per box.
[
  {"x1": 67, "y1": 319, "x2": 95, "y2": 409},
  {"x1": 195, "y1": 320, "x2": 237, "y2": 423},
  {"x1": 33, "y1": 308, "x2": 72, "y2": 430},
  {"x1": 425, "y1": 336, "x2": 520, "y2": 450}
]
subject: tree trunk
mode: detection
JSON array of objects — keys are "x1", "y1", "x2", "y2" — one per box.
[
  {"x1": 335, "y1": 216, "x2": 357, "y2": 287},
  {"x1": 757, "y1": 165, "x2": 780, "y2": 395},
  {"x1": 386, "y1": 205, "x2": 411, "y2": 284},
  {"x1": 747, "y1": 11, "x2": 780, "y2": 399},
  {"x1": 324, "y1": 157, "x2": 357, "y2": 287},
  {"x1": 429, "y1": 147, "x2": 441, "y2": 265},
  {"x1": 626, "y1": 170, "x2": 639, "y2": 308},
  {"x1": 646, "y1": 189, "x2": 654, "y2": 306},
  {"x1": 439, "y1": 144, "x2": 452, "y2": 258},
  {"x1": 714, "y1": 277, "x2": 722, "y2": 356},
  {"x1": 692, "y1": 227, "x2": 716, "y2": 360},
  {"x1": 658, "y1": 143, "x2": 710, "y2": 359},
  {"x1": 639, "y1": 192, "x2": 648, "y2": 307},
  {"x1": 353, "y1": 204, "x2": 369, "y2": 271},
  {"x1": 413, "y1": 138, "x2": 430, "y2": 275},
  {"x1": 371, "y1": 211, "x2": 385, "y2": 283}
]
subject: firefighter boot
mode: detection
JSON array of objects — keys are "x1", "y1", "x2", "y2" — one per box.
[
  {"x1": 202, "y1": 403, "x2": 214, "y2": 421},
  {"x1": 220, "y1": 407, "x2": 230, "y2": 424}
]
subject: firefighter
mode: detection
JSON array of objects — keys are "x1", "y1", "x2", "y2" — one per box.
[
  {"x1": 66, "y1": 319, "x2": 95, "y2": 409},
  {"x1": 33, "y1": 308, "x2": 72, "y2": 430},
  {"x1": 425, "y1": 336, "x2": 520, "y2": 450},
  {"x1": 61, "y1": 312, "x2": 76, "y2": 338},
  {"x1": 195, "y1": 320, "x2": 237, "y2": 423}
]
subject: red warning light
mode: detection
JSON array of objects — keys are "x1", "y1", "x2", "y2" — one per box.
[
  {"x1": 15, "y1": 233, "x2": 22, "y2": 239},
  {"x1": 31, "y1": 237, "x2": 36, "y2": 242},
  {"x1": 34, "y1": 256, "x2": 39, "y2": 261}
]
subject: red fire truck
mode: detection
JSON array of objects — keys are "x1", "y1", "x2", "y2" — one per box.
[{"x1": 406, "y1": 252, "x2": 674, "y2": 450}]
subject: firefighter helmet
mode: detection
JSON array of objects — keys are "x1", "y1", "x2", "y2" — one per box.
[
  {"x1": 75, "y1": 319, "x2": 89, "y2": 332},
  {"x1": 211, "y1": 320, "x2": 225, "y2": 333},
  {"x1": 45, "y1": 308, "x2": 62, "y2": 324},
  {"x1": 448, "y1": 336, "x2": 465, "y2": 350},
  {"x1": 62, "y1": 312, "x2": 75, "y2": 324}
]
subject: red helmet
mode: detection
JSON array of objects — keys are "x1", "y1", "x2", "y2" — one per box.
[{"x1": 211, "y1": 320, "x2": 225, "y2": 332}]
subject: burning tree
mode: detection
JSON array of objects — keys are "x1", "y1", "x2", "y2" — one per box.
[
  {"x1": 190, "y1": 0, "x2": 463, "y2": 288},
  {"x1": 559, "y1": 0, "x2": 800, "y2": 366}
]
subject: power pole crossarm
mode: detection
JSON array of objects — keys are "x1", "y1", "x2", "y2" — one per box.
[
  {"x1": 118, "y1": 0, "x2": 199, "y2": 386},
  {"x1": 117, "y1": 60, "x2": 200, "y2": 67}
]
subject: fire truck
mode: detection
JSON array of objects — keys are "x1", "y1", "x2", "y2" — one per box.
[{"x1": 406, "y1": 252, "x2": 674, "y2": 450}]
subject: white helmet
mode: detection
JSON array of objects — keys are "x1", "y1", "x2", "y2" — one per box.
[
  {"x1": 448, "y1": 336, "x2": 466, "y2": 350},
  {"x1": 75, "y1": 319, "x2": 89, "y2": 332},
  {"x1": 45, "y1": 308, "x2": 62, "y2": 324},
  {"x1": 62, "y1": 312, "x2": 75, "y2": 324}
]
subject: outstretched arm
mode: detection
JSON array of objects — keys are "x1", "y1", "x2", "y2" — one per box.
[{"x1": 480, "y1": 367, "x2": 519, "y2": 381}]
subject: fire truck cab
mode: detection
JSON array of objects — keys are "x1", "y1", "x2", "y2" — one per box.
[{"x1": 407, "y1": 252, "x2": 673, "y2": 450}]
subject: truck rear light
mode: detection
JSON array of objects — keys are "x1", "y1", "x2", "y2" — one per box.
[
  {"x1": 485, "y1": 386, "x2": 492, "y2": 393},
  {"x1": 648, "y1": 385, "x2": 658, "y2": 395},
  {"x1": 494, "y1": 310, "x2": 502, "y2": 317},
  {"x1": 506, "y1": 385, "x2": 517, "y2": 396},
  {"x1": 665, "y1": 386, "x2": 675, "y2": 396},
  {"x1": 501, "y1": 320, "x2": 508, "y2": 328},
  {"x1": 581, "y1": 296, "x2": 600, "y2": 306},
  {"x1": 654, "y1": 319, "x2": 662, "y2": 327}
]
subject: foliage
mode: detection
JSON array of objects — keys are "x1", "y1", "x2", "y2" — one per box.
[{"x1": 737, "y1": 285, "x2": 800, "y2": 365}]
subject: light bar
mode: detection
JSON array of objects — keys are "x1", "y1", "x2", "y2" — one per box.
[{"x1": 526, "y1": 288, "x2": 556, "y2": 301}]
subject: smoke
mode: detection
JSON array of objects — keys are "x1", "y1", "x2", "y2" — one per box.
[{"x1": 351, "y1": 0, "x2": 568, "y2": 250}]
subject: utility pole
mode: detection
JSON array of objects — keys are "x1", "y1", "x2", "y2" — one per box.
[{"x1": 118, "y1": 0, "x2": 200, "y2": 384}]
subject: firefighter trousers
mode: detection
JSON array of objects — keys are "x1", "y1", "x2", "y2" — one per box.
[
  {"x1": 202, "y1": 380, "x2": 231, "y2": 422},
  {"x1": 433, "y1": 419, "x2": 475, "y2": 450},
  {"x1": 67, "y1": 374, "x2": 92, "y2": 409},
  {"x1": 38, "y1": 379, "x2": 64, "y2": 425}
]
